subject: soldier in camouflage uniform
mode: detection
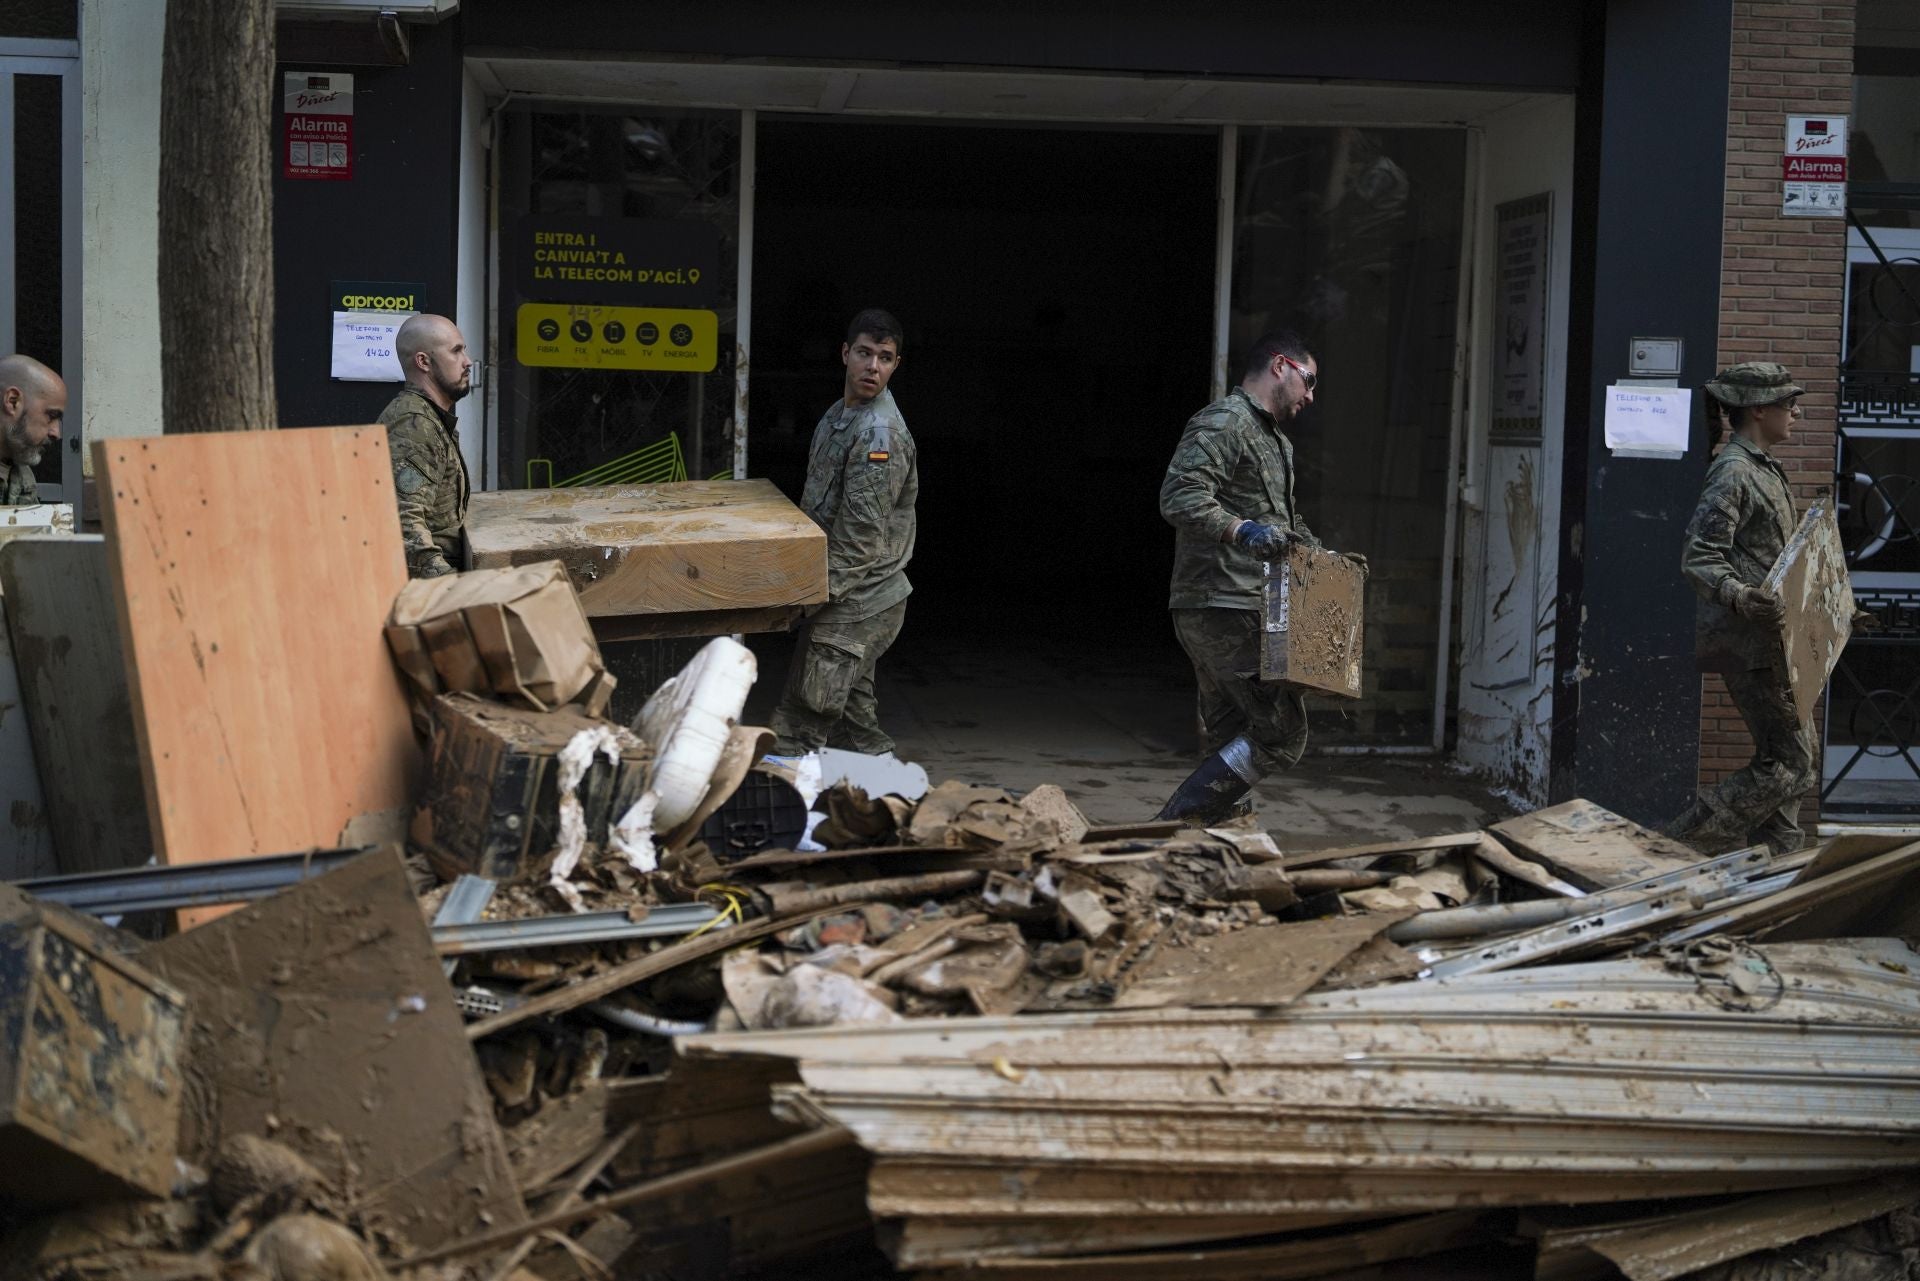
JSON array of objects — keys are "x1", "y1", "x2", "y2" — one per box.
[
  {"x1": 1662, "y1": 362, "x2": 1816, "y2": 855},
  {"x1": 772, "y1": 309, "x2": 918, "y2": 755},
  {"x1": 1155, "y1": 329, "x2": 1367, "y2": 822},
  {"x1": 0, "y1": 354, "x2": 64, "y2": 505},
  {"x1": 379, "y1": 314, "x2": 472, "y2": 578}
]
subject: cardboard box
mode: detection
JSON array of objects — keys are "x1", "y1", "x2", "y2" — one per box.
[
  {"x1": 414, "y1": 693, "x2": 652, "y2": 880},
  {"x1": 1259, "y1": 544, "x2": 1366, "y2": 699},
  {"x1": 386, "y1": 561, "x2": 611, "y2": 713}
]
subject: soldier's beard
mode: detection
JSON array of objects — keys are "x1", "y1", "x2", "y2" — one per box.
[
  {"x1": 2, "y1": 414, "x2": 41, "y2": 467},
  {"x1": 433, "y1": 369, "x2": 472, "y2": 405}
]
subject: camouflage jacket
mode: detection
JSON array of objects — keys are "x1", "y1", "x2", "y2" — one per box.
[
  {"x1": 1682, "y1": 433, "x2": 1797, "y2": 672},
  {"x1": 1160, "y1": 386, "x2": 1320, "y2": 610},
  {"x1": 800, "y1": 388, "x2": 918, "y2": 624},
  {"x1": 379, "y1": 387, "x2": 469, "y2": 578},
  {"x1": 0, "y1": 457, "x2": 38, "y2": 506}
]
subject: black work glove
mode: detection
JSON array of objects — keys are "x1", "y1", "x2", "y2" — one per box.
[
  {"x1": 1731, "y1": 583, "x2": 1785, "y2": 627},
  {"x1": 1233, "y1": 521, "x2": 1289, "y2": 559},
  {"x1": 1851, "y1": 608, "x2": 1882, "y2": 634}
]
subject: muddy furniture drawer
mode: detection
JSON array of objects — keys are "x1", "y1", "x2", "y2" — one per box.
[
  {"x1": 1260, "y1": 544, "x2": 1366, "y2": 698},
  {"x1": 0, "y1": 885, "x2": 187, "y2": 1204}
]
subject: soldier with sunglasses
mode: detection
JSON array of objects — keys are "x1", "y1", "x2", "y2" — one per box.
[{"x1": 1155, "y1": 329, "x2": 1367, "y2": 822}]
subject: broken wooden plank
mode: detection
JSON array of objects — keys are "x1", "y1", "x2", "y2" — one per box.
[
  {"x1": 763, "y1": 871, "x2": 982, "y2": 916},
  {"x1": 95, "y1": 430, "x2": 416, "y2": 927},
  {"x1": 724, "y1": 843, "x2": 1019, "y2": 874},
  {"x1": 467, "y1": 908, "x2": 834, "y2": 1041},
  {"x1": 484, "y1": 1121, "x2": 642, "y2": 1281},
  {"x1": 1583, "y1": 1174, "x2": 1920, "y2": 1281},
  {"x1": 1278, "y1": 830, "x2": 1484, "y2": 868},
  {"x1": 1765, "y1": 497, "x2": 1854, "y2": 725},
  {"x1": 1082, "y1": 820, "x2": 1182, "y2": 842},
  {"x1": 140, "y1": 848, "x2": 524, "y2": 1250},
  {"x1": 1489, "y1": 799, "x2": 1700, "y2": 891},
  {"x1": 503, "y1": 1082, "x2": 611, "y2": 1195},
  {"x1": 401, "y1": 1127, "x2": 855, "y2": 1268},
  {"x1": 464, "y1": 479, "x2": 827, "y2": 620}
]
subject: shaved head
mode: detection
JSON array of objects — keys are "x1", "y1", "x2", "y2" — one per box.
[
  {"x1": 0, "y1": 353, "x2": 65, "y2": 469},
  {"x1": 0, "y1": 354, "x2": 60, "y2": 402},
  {"x1": 394, "y1": 314, "x2": 472, "y2": 410}
]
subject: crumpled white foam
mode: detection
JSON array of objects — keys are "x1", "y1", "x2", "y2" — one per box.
[
  {"x1": 549, "y1": 725, "x2": 626, "y2": 912},
  {"x1": 609, "y1": 791, "x2": 659, "y2": 875}
]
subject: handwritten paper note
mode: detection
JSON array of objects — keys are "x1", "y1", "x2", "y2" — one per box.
[
  {"x1": 329, "y1": 310, "x2": 409, "y2": 382},
  {"x1": 1604, "y1": 385, "x2": 1691, "y2": 456}
]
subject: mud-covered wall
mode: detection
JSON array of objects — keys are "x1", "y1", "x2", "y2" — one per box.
[{"x1": 1455, "y1": 98, "x2": 1578, "y2": 807}]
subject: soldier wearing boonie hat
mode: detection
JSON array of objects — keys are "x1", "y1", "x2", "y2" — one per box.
[{"x1": 1661, "y1": 362, "x2": 1814, "y2": 854}]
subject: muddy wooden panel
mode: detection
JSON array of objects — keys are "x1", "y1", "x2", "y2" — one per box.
[
  {"x1": 0, "y1": 884, "x2": 186, "y2": 1204},
  {"x1": 141, "y1": 848, "x2": 524, "y2": 1251},
  {"x1": 1113, "y1": 911, "x2": 1411, "y2": 1009},
  {"x1": 1489, "y1": 799, "x2": 1702, "y2": 890},
  {"x1": 464, "y1": 479, "x2": 827, "y2": 619},
  {"x1": 1765, "y1": 498, "x2": 1853, "y2": 724},
  {"x1": 0, "y1": 599, "x2": 56, "y2": 880},
  {"x1": 0, "y1": 536, "x2": 151, "y2": 876},
  {"x1": 94, "y1": 430, "x2": 416, "y2": 927},
  {"x1": 1260, "y1": 544, "x2": 1365, "y2": 699}
]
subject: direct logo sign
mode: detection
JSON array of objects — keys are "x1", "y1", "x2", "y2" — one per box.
[{"x1": 284, "y1": 72, "x2": 353, "y2": 181}]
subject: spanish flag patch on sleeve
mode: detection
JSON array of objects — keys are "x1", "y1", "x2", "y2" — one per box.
[{"x1": 868, "y1": 450, "x2": 890, "y2": 462}]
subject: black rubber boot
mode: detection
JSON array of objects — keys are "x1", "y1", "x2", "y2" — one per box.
[{"x1": 1155, "y1": 734, "x2": 1262, "y2": 823}]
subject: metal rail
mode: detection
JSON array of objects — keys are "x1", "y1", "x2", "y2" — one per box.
[{"x1": 11, "y1": 847, "x2": 371, "y2": 916}]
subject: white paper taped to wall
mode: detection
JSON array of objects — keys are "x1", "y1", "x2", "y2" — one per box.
[
  {"x1": 1603, "y1": 384, "x2": 1691, "y2": 455},
  {"x1": 330, "y1": 310, "x2": 410, "y2": 382}
]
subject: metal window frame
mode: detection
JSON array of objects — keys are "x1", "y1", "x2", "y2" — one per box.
[{"x1": 0, "y1": 39, "x2": 83, "y2": 502}]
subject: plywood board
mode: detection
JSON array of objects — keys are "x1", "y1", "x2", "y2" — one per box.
[
  {"x1": 0, "y1": 535, "x2": 152, "y2": 876},
  {"x1": 1490, "y1": 798, "x2": 1702, "y2": 890},
  {"x1": 1260, "y1": 543, "x2": 1365, "y2": 698},
  {"x1": 464, "y1": 479, "x2": 827, "y2": 618},
  {"x1": 141, "y1": 848, "x2": 525, "y2": 1251},
  {"x1": 1765, "y1": 498, "x2": 1853, "y2": 724},
  {"x1": 94, "y1": 429, "x2": 416, "y2": 923}
]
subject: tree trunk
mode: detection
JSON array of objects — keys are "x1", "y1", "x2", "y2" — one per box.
[{"x1": 158, "y1": 0, "x2": 276, "y2": 433}]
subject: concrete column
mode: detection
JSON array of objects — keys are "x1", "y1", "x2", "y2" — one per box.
[{"x1": 79, "y1": 0, "x2": 165, "y2": 456}]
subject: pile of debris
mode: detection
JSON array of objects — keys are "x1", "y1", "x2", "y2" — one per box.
[{"x1": 1, "y1": 425, "x2": 1917, "y2": 1279}]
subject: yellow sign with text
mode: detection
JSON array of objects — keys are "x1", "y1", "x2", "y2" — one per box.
[{"x1": 515, "y1": 303, "x2": 719, "y2": 372}]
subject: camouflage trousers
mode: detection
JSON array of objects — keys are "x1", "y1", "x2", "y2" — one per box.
[
  {"x1": 1669, "y1": 666, "x2": 1816, "y2": 854},
  {"x1": 771, "y1": 600, "x2": 908, "y2": 756},
  {"x1": 1172, "y1": 607, "x2": 1309, "y2": 777}
]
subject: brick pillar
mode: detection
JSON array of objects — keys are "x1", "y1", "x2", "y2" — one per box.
[{"x1": 1700, "y1": 0, "x2": 1855, "y2": 812}]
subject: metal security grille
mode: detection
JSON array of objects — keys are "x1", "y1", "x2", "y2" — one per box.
[{"x1": 1830, "y1": 223, "x2": 1920, "y2": 817}]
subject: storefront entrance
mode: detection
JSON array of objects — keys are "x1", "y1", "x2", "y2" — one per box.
[{"x1": 478, "y1": 68, "x2": 1483, "y2": 749}]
